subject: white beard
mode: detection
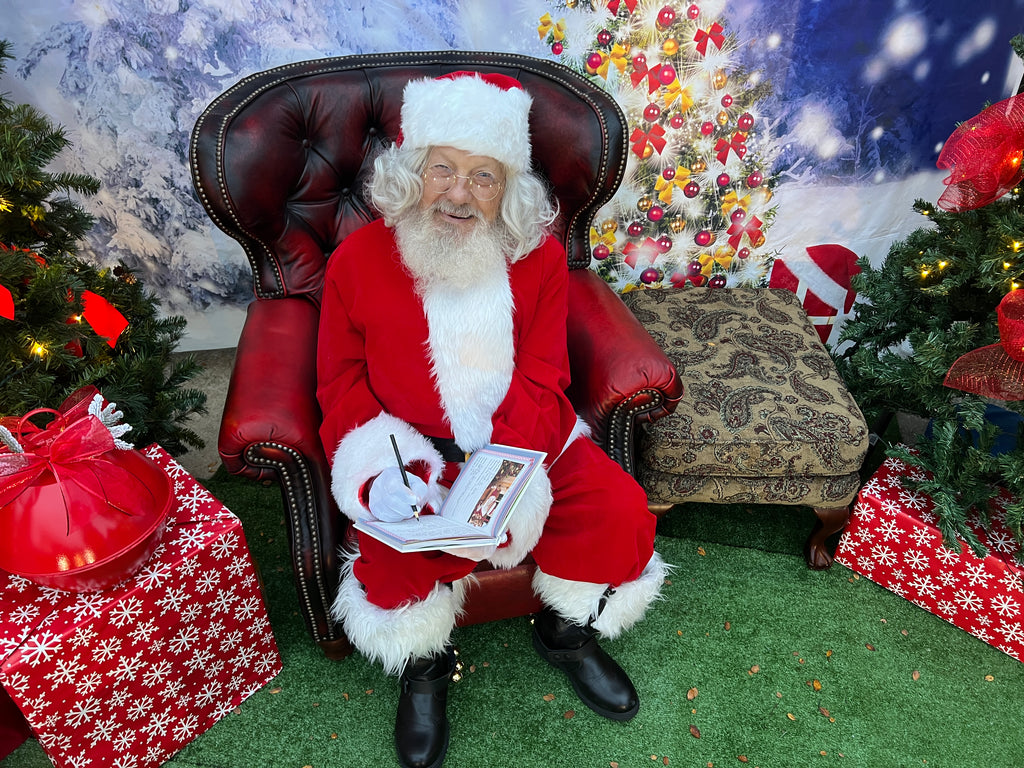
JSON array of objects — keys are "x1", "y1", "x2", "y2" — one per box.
[{"x1": 394, "y1": 203, "x2": 509, "y2": 293}]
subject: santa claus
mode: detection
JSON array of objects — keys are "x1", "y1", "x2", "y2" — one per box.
[{"x1": 317, "y1": 71, "x2": 666, "y2": 768}]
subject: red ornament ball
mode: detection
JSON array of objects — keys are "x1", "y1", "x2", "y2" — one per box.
[
  {"x1": 657, "y1": 6, "x2": 676, "y2": 29},
  {"x1": 643, "y1": 103, "x2": 662, "y2": 122},
  {"x1": 700, "y1": 121, "x2": 715, "y2": 136},
  {"x1": 669, "y1": 113, "x2": 685, "y2": 129},
  {"x1": 694, "y1": 229, "x2": 713, "y2": 247},
  {"x1": 647, "y1": 205, "x2": 665, "y2": 222},
  {"x1": 551, "y1": 42, "x2": 563, "y2": 55},
  {"x1": 721, "y1": 94, "x2": 733, "y2": 108},
  {"x1": 737, "y1": 112, "x2": 754, "y2": 131},
  {"x1": 662, "y1": 167, "x2": 676, "y2": 181},
  {"x1": 687, "y1": 259, "x2": 703, "y2": 276},
  {"x1": 633, "y1": 52, "x2": 647, "y2": 69},
  {"x1": 716, "y1": 173, "x2": 731, "y2": 187},
  {"x1": 687, "y1": 4, "x2": 700, "y2": 20},
  {"x1": 708, "y1": 274, "x2": 727, "y2": 288},
  {"x1": 627, "y1": 221, "x2": 645, "y2": 236},
  {"x1": 737, "y1": 247, "x2": 751, "y2": 259},
  {"x1": 683, "y1": 181, "x2": 701, "y2": 198},
  {"x1": 747, "y1": 170, "x2": 764, "y2": 187},
  {"x1": 586, "y1": 52, "x2": 604, "y2": 72},
  {"x1": 593, "y1": 243, "x2": 611, "y2": 260},
  {"x1": 597, "y1": 29, "x2": 612, "y2": 46},
  {"x1": 656, "y1": 235, "x2": 673, "y2": 252},
  {"x1": 659, "y1": 64, "x2": 677, "y2": 85},
  {"x1": 640, "y1": 268, "x2": 661, "y2": 284},
  {"x1": 730, "y1": 208, "x2": 746, "y2": 223}
]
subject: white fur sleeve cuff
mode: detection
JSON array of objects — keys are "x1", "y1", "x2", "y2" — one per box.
[{"x1": 329, "y1": 412, "x2": 444, "y2": 522}]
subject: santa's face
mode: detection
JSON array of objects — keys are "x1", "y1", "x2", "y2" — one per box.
[{"x1": 419, "y1": 146, "x2": 505, "y2": 234}]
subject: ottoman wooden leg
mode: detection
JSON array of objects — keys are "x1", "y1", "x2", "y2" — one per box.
[{"x1": 805, "y1": 506, "x2": 851, "y2": 570}]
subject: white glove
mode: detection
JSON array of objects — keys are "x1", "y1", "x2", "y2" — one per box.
[
  {"x1": 368, "y1": 466, "x2": 433, "y2": 522},
  {"x1": 442, "y1": 532, "x2": 508, "y2": 562}
]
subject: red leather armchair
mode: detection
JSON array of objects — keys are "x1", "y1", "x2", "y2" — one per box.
[{"x1": 190, "y1": 51, "x2": 682, "y2": 658}]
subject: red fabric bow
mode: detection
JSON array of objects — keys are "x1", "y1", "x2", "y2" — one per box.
[
  {"x1": 727, "y1": 214, "x2": 764, "y2": 251},
  {"x1": 630, "y1": 124, "x2": 667, "y2": 158},
  {"x1": 670, "y1": 271, "x2": 707, "y2": 287},
  {"x1": 936, "y1": 93, "x2": 1024, "y2": 212},
  {"x1": 630, "y1": 60, "x2": 665, "y2": 94},
  {"x1": 694, "y1": 22, "x2": 725, "y2": 56},
  {"x1": 623, "y1": 238, "x2": 660, "y2": 269},
  {"x1": 715, "y1": 132, "x2": 748, "y2": 164},
  {"x1": 0, "y1": 284, "x2": 12, "y2": 320},
  {"x1": 607, "y1": 0, "x2": 638, "y2": 14}
]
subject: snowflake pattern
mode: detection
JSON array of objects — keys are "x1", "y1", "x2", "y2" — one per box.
[
  {"x1": 0, "y1": 448, "x2": 280, "y2": 768},
  {"x1": 834, "y1": 456, "x2": 1024, "y2": 666}
]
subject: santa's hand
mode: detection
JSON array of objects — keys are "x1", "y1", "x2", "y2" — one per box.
[
  {"x1": 368, "y1": 466, "x2": 430, "y2": 522},
  {"x1": 442, "y1": 532, "x2": 508, "y2": 561}
]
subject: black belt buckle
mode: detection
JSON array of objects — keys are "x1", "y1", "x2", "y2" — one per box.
[{"x1": 427, "y1": 435, "x2": 469, "y2": 463}]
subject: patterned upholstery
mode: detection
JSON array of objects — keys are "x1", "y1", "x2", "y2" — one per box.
[{"x1": 623, "y1": 288, "x2": 870, "y2": 567}]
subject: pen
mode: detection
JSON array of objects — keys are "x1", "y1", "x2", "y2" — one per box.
[{"x1": 390, "y1": 434, "x2": 420, "y2": 521}]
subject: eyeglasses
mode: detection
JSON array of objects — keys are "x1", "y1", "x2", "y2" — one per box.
[{"x1": 422, "y1": 163, "x2": 503, "y2": 201}]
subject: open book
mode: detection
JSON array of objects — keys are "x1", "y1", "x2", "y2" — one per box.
[{"x1": 353, "y1": 443, "x2": 546, "y2": 553}]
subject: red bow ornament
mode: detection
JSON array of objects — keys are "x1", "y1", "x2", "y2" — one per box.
[
  {"x1": 607, "y1": 0, "x2": 638, "y2": 15},
  {"x1": 715, "y1": 132, "x2": 748, "y2": 164},
  {"x1": 623, "y1": 238, "x2": 661, "y2": 269},
  {"x1": 727, "y1": 214, "x2": 764, "y2": 251},
  {"x1": 694, "y1": 22, "x2": 725, "y2": 56},
  {"x1": 0, "y1": 388, "x2": 173, "y2": 591},
  {"x1": 630, "y1": 56, "x2": 666, "y2": 95},
  {"x1": 630, "y1": 124, "x2": 668, "y2": 158}
]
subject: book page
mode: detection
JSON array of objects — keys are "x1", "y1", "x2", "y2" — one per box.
[{"x1": 440, "y1": 446, "x2": 542, "y2": 537}]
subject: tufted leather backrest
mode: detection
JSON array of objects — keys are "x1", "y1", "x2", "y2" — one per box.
[{"x1": 190, "y1": 51, "x2": 628, "y2": 303}]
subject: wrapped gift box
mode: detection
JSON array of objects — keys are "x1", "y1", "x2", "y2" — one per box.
[
  {"x1": 835, "y1": 453, "x2": 1024, "y2": 662},
  {"x1": 0, "y1": 445, "x2": 282, "y2": 768}
]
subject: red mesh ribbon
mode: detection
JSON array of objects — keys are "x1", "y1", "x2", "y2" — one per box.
[
  {"x1": 944, "y1": 290, "x2": 1024, "y2": 400},
  {"x1": 936, "y1": 93, "x2": 1024, "y2": 212}
]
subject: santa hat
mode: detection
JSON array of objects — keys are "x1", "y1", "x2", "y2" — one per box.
[
  {"x1": 944, "y1": 289, "x2": 1024, "y2": 401},
  {"x1": 399, "y1": 71, "x2": 534, "y2": 173}
]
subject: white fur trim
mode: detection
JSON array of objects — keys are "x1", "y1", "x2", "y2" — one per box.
[
  {"x1": 423, "y1": 269, "x2": 514, "y2": 453},
  {"x1": 330, "y1": 412, "x2": 444, "y2": 523},
  {"x1": 401, "y1": 74, "x2": 533, "y2": 172},
  {"x1": 532, "y1": 552, "x2": 669, "y2": 639},
  {"x1": 485, "y1": 465, "x2": 552, "y2": 569},
  {"x1": 331, "y1": 548, "x2": 470, "y2": 675}
]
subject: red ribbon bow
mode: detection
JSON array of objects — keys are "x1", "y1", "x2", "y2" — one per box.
[
  {"x1": 694, "y1": 22, "x2": 725, "y2": 56},
  {"x1": 727, "y1": 215, "x2": 764, "y2": 251},
  {"x1": 715, "y1": 132, "x2": 748, "y2": 164},
  {"x1": 630, "y1": 125, "x2": 668, "y2": 158},
  {"x1": 630, "y1": 60, "x2": 666, "y2": 94},
  {"x1": 623, "y1": 238, "x2": 661, "y2": 269},
  {"x1": 669, "y1": 271, "x2": 707, "y2": 288},
  {"x1": 607, "y1": 0, "x2": 638, "y2": 14}
]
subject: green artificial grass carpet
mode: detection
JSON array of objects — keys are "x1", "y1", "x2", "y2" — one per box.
[{"x1": 4, "y1": 475, "x2": 1024, "y2": 768}]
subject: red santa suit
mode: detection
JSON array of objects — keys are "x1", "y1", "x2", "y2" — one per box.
[{"x1": 317, "y1": 218, "x2": 665, "y2": 674}]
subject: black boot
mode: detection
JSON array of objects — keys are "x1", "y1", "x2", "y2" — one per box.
[
  {"x1": 532, "y1": 607, "x2": 639, "y2": 721},
  {"x1": 395, "y1": 646, "x2": 456, "y2": 768}
]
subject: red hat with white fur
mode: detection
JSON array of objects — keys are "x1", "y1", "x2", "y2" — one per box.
[{"x1": 399, "y1": 71, "x2": 534, "y2": 173}]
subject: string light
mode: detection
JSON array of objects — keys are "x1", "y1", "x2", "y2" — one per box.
[
  {"x1": 30, "y1": 342, "x2": 47, "y2": 357},
  {"x1": 1005, "y1": 261, "x2": 1013, "y2": 270},
  {"x1": 938, "y1": 260, "x2": 948, "y2": 269},
  {"x1": 921, "y1": 268, "x2": 931, "y2": 278}
]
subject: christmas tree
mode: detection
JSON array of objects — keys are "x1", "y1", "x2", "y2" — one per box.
[
  {"x1": 834, "y1": 36, "x2": 1024, "y2": 554},
  {"x1": 0, "y1": 41, "x2": 206, "y2": 454},
  {"x1": 538, "y1": 0, "x2": 778, "y2": 291}
]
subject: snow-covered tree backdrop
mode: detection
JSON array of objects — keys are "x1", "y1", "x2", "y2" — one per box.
[{"x1": 3, "y1": 0, "x2": 1023, "y2": 349}]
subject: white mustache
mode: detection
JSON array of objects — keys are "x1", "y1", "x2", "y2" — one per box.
[{"x1": 432, "y1": 201, "x2": 482, "y2": 220}]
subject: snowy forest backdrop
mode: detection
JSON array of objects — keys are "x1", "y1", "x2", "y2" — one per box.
[{"x1": 3, "y1": 0, "x2": 1023, "y2": 350}]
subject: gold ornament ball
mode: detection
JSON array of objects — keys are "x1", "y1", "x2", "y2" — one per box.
[
  {"x1": 712, "y1": 70, "x2": 728, "y2": 89},
  {"x1": 662, "y1": 37, "x2": 679, "y2": 57},
  {"x1": 716, "y1": 110, "x2": 730, "y2": 126},
  {"x1": 601, "y1": 218, "x2": 618, "y2": 235},
  {"x1": 669, "y1": 216, "x2": 686, "y2": 233},
  {"x1": 691, "y1": 159, "x2": 706, "y2": 174},
  {"x1": 637, "y1": 195, "x2": 654, "y2": 213},
  {"x1": 641, "y1": 144, "x2": 654, "y2": 160}
]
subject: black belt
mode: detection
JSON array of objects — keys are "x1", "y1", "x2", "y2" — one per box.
[{"x1": 427, "y1": 435, "x2": 470, "y2": 463}]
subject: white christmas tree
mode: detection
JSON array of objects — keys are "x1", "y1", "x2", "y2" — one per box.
[{"x1": 539, "y1": 0, "x2": 780, "y2": 291}]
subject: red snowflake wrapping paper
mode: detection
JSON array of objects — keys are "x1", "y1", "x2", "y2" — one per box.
[
  {"x1": 835, "y1": 454, "x2": 1024, "y2": 662},
  {"x1": 0, "y1": 445, "x2": 282, "y2": 768}
]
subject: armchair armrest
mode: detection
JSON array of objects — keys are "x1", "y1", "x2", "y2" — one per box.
[
  {"x1": 565, "y1": 270, "x2": 683, "y2": 475},
  {"x1": 219, "y1": 296, "x2": 347, "y2": 651}
]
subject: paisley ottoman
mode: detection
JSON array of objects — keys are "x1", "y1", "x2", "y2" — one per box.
[{"x1": 623, "y1": 288, "x2": 869, "y2": 568}]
